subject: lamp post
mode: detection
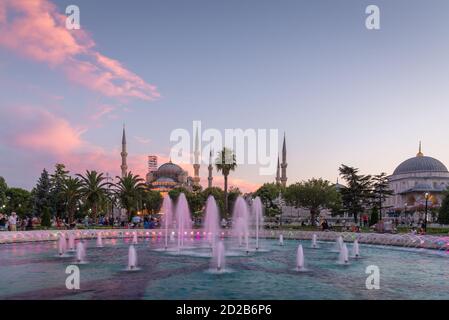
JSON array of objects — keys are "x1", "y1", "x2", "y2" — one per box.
[{"x1": 424, "y1": 193, "x2": 430, "y2": 232}]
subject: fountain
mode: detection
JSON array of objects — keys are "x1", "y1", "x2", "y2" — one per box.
[
  {"x1": 161, "y1": 195, "x2": 174, "y2": 250},
  {"x1": 232, "y1": 196, "x2": 250, "y2": 254},
  {"x1": 96, "y1": 232, "x2": 103, "y2": 247},
  {"x1": 352, "y1": 239, "x2": 360, "y2": 258},
  {"x1": 76, "y1": 242, "x2": 86, "y2": 263},
  {"x1": 338, "y1": 243, "x2": 349, "y2": 264},
  {"x1": 312, "y1": 234, "x2": 318, "y2": 248},
  {"x1": 335, "y1": 236, "x2": 344, "y2": 252},
  {"x1": 57, "y1": 234, "x2": 66, "y2": 256},
  {"x1": 132, "y1": 232, "x2": 138, "y2": 245},
  {"x1": 252, "y1": 197, "x2": 264, "y2": 250},
  {"x1": 211, "y1": 241, "x2": 226, "y2": 271},
  {"x1": 175, "y1": 193, "x2": 192, "y2": 251},
  {"x1": 296, "y1": 244, "x2": 305, "y2": 271},
  {"x1": 127, "y1": 245, "x2": 138, "y2": 270},
  {"x1": 204, "y1": 196, "x2": 220, "y2": 247},
  {"x1": 279, "y1": 234, "x2": 284, "y2": 246},
  {"x1": 68, "y1": 233, "x2": 75, "y2": 251}
]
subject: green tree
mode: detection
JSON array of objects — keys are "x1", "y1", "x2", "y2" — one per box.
[
  {"x1": 142, "y1": 189, "x2": 163, "y2": 215},
  {"x1": 168, "y1": 187, "x2": 190, "y2": 201},
  {"x1": 338, "y1": 165, "x2": 372, "y2": 224},
  {"x1": 187, "y1": 190, "x2": 205, "y2": 216},
  {"x1": 438, "y1": 190, "x2": 449, "y2": 224},
  {"x1": 41, "y1": 207, "x2": 51, "y2": 228},
  {"x1": 5, "y1": 188, "x2": 32, "y2": 217},
  {"x1": 0, "y1": 177, "x2": 8, "y2": 211},
  {"x1": 254, "y1": 183, "x2": 283, "y2": 212},
  {"x1": 215, "y1": 148, "x2": 237, "y2": 214},
  {"x1": 370, "y1": 206, "x2": 379, "y2": 226},
  {"x1": 227, "y1": 186, "x2": 242, "y2": 216},
  {"x1": 32, "y1": 169, "x2": 52, "y2": 218},
  {"x1": 115, "y1": 172, "x2": 145, "y2": 221},
  {"x1": 169, "y1": 187, "x2": 205, "y2": 216},
  {"x1": 371, "y1": 173, "x2": 394, "y2": 221},
  {"x1": 202, "y1": 187, "x2": 225, "y2": 217},
  {"x1": 61, "y1": 177, "x2": 83, "y2": 224},
  {"x1": 50, "y1": 164, "x2": 69, "y2": 219},
  {"x1": 77, "y1": 170, "x2": 109, "y2": 223},
  {"x1": 284, "y1": 178, "x2": 340, "y2": 226}
]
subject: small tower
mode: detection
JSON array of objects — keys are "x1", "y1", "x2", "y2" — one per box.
[
  {"x1": 193, "y1": 127, "x2": 201, "y2": 187},
  {"x1": 120, "y1": 125, "x2": 128, "y2": 178},
  {"x1": 208, "y1": 149, "x2": 213, "y2": 189},
  {"x1": 275, "y1": 156, "x2": 281, "y2": 184},
  {"x1": 280, "y1": 133, "x2": 288, "y2": 187}
]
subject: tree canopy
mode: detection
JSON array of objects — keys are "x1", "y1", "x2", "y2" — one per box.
[{"x1": 284, "y1": 178, "x2": 340, "y2": 226}]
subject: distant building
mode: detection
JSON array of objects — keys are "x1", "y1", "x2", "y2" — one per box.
[
  {"x1": 148, "y1": 156, "x2": 158, "y2": 174},
  {"x1": 146, "y1": 160, "x2": 194, "y2": 195},
  {"x1": 386, "y1": 143, "x2": 449, "y2": 214}
]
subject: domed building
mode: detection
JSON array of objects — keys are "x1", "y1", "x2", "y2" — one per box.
[
  {"x1": 385, "y1": 144, "x2": 449, "y2": 214},
  {"x1": 146, "y1": 160, "x2": 193, "y2": 194}
]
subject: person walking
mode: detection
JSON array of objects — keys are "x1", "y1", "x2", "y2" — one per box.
[{"x1": 8, "y1": 212, "x2": 17, "y2": 232}]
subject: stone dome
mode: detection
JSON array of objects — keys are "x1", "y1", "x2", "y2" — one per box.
[
  {"x1": 157, "y1": 161, "x2": 183, "y2": 177},
  {"x1": 393, "y1": 155, "x2": 448, "y2": 175}
]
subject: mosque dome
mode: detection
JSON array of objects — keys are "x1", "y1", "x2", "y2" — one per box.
[
  {"x1": 393, "y1": 146, "x2": 448, "y2": 175},
  {"x1": 157, "y1": 161, "x2": 183, "y2": 177}
]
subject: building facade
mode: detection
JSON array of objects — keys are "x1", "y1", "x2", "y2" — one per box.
[{"x1": 385, "y1": 145, "x2": 449, "y2": 214}]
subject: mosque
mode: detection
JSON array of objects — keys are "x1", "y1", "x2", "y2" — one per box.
[
  {"x1": 279, "y1": 142, "x2": 449, "y2": 223},
  {"x1": 120, "y1": 127, "x2": 215, "y2": 195},
  {"x1": 385, "y1": 143, "x2": 449, "y2": 215}
]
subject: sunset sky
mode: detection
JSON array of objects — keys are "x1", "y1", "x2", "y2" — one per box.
[{"x1": 1, "y1": 0, "x2": 449, "y2": 192}]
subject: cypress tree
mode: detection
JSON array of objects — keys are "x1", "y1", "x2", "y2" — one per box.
[{"x1": 33, "y1": 169, "x2": 52, "y2": 218}]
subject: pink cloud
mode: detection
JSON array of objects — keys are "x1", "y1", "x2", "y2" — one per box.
[
  {"x1": 90, "y1": 104, "x2": 116, "y2": 121},
  {"x1": 209, "y1": 176, "x2": 260, "y2": 193},
  {"x1": 134, "y1": 136, "x2": 151, "y2": 145},
  {"x1": 0, "y1": 106, "x2": 85, "y2": 155},
  {"x1": 0, "y1": 0, "x2": 159, "y2": 101}
]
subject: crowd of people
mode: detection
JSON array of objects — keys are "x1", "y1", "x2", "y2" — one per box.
[
  {"x1": 0, "y1": 212, "x2": 37, "y2": 231},
  {"x1": 0, "y1": 211, "x2": 161, "y2": 231}
]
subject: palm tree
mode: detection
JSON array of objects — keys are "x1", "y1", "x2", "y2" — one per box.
[
  {"x1": 61, "y1": 177, "x2": 82, "y2": 224},
  {"x1": 115, "y1": 172, "x2": 146, "y2": 222},
  {"x1": 77, "y1": 170, "x2": 109, "y2": 223},
  {"x1": 215, "y1": 148, "x2": 237, "y2": 215}
]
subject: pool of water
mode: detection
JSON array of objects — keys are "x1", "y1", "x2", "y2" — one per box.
[{"x1": 1, "y1": 237, "x2": 448, "y2": 300}]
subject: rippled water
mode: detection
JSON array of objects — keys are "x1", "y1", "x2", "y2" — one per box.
[{"x1": 0, "y1": 237, "x2": 448, "y2": 300}]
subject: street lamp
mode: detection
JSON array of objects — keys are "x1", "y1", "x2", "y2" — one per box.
[{"x1": 424, "y1": 192, "x2": 430, "y2": 232}]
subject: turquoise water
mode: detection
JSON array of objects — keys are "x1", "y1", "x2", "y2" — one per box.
[{"x1": 0, "y1": 237, "x2": 448, "y2": 300}]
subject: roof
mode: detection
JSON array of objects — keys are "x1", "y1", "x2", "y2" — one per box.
[{"x1": 393, "y1": 156, "x2": 448, "y2": 175}]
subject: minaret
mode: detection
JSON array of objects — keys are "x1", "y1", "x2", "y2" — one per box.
[
  {"x1": 208, "y1": 149, "x2": 213, "y2": 189},
  {"x1": 275, "y1": 156, "x2": 281, "y2": 184},
  {"x1": 120, "y1": 125, "x2": 128, "y2": 178},
  {"x1": 280, "y1": 133, "x2": 288, "y2": 187},
  {"x1": 193, "y1": 127, "x2": 201, "y2": 186},
  {"x1": 417, "y1": 141, "x2": 424, "y2": 157}
]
